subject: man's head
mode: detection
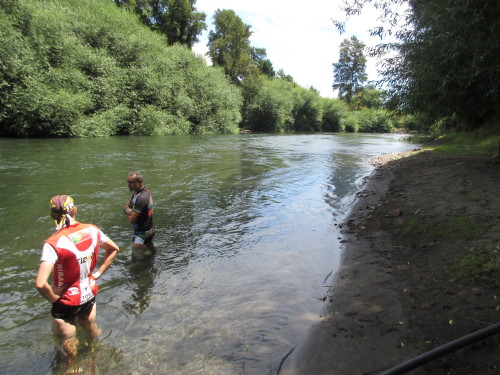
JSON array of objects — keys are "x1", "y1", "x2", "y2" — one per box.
[
  {"x1": 127, "y1": 171, "x2": 144, "y2": 192},
  {"x1": 50, "y1": 195, "x2": 76, "y2": 229}
]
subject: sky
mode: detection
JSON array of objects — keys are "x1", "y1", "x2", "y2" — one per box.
[{"x1": 192, "y1": 0, "x2": 390, "y2": 98}]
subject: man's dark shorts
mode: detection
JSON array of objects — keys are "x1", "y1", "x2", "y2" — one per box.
[{"x1": 51, "y1": 298, "x2": 95, "y2": 320}]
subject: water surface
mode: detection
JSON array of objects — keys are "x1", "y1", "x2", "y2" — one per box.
[{"x1": 0, "y1": 133, "x2": 416, "y2": 374}]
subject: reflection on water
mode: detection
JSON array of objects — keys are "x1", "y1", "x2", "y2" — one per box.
[
  {"x1": 123, "y1": 253, "x2": 158, "y2": 316},
  {"x1": 0, "y1": 134, "x2": 416, "y2": 374}
]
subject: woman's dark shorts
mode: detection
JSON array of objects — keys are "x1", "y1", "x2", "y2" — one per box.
[{"x1": 51, "y1": 298, "x2": 95, "y2": 320}]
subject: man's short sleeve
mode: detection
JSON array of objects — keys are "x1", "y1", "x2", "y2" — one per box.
[{"x1": 132, "y1": 192, "x2": 149, "y2": 216}]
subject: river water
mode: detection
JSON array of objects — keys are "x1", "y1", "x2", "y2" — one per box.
[{"x1": 0, "y1": 133, "x2": 416, "y2": 374}]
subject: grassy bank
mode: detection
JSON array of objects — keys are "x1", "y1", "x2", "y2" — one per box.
[
  {"x1": 406, "y1": 128, "x2": 499, "y2": 157},
  {"x1": 403, "y1": 129, "x2": 500, "y2": 284}
]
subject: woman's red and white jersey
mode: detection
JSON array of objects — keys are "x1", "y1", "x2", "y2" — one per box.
[{"x1": 42, "y1": 222, "x2": 109, "y2": 306}]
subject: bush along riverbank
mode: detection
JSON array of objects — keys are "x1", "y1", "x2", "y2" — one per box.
[{"x1": 1, "y1": 0, "x2": 405, "y2": 137}]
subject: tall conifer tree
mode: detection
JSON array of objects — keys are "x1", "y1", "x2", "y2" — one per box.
[{"x1": 332, "y1": 36, "x2": 367, "y2": 103}]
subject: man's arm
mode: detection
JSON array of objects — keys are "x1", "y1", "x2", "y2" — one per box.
[
  {"x1": 35, "y1": 262, "x2": 61, "y2": 303},
  {"x1": 92, "y1": 238, "x2": 120, "y2": 280},
  {"x1": 123, "y1": 200, "x2": 139, "y2": 225}
]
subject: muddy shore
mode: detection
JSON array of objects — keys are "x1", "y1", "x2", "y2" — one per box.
[{"x1": 281, "y1": 150, "x2": 499, "y2": 375}]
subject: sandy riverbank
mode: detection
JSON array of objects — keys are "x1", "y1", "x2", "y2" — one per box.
[{"x1": 281, "y1": 149, "x2": 499, "y2": 375}]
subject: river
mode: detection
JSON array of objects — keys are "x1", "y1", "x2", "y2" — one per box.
[{"x1": 0, "y1": 133, "x2": 416, "y2": 374}]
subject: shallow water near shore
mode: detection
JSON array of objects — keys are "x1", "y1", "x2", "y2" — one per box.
[{"x1": 0, "y1": 133, "x2": 416, "y2": 374}]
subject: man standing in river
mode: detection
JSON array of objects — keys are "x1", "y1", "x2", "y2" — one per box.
[
  {"x1": 35, "y1": 195, "x2": 120, "y2": 362},
  {"x1": 123, "y1": 171, "x2": 155, "y2": 259}
]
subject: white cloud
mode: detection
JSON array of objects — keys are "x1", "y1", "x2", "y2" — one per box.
[{"x1": 193, "y1": 0, "x2": 391, "y2": 98}]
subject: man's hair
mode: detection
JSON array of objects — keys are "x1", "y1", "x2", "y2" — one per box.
[{"x1": 128, "y1": 171, "x2": 144, "y2": 182}]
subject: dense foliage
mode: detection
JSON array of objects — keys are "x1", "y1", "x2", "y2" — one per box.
[
  {"x1": 395, "y1": 0, "x2": 500, "y2": 131},
  {"x1": 113, "y1": 0, "x2": 207, "y2": 48},
  {"x1": 0, "y1": 0, "x2": 241, "y2": 137},
  {"x1": 0, "y1": 0, "x2": 399, "y2": 137},
  {"x1": 239, "y1": 75, "x2": 384, "y2": 133},
  {"x1": 241, "y1": 76, "x2": 294, "y2": 132},
  {"x1": 336, "y1": 0, "x2": 500, "y2": 133}
]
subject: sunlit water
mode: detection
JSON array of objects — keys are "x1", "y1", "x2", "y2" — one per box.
[{"x1": 0, "y1": 133, "x2": 416, "y2": 374}]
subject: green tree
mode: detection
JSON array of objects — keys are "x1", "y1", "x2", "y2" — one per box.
[
  {"x1": 242, "y1": 76, "x2": 294, "y2": 132},
  {"x1": 350, "y1": 85, "x2": 385, "y2": 110},
  {"x1": 0, "y1": 0, "x2": 241, "y2": 137},
  {"x1": 207, "y1": 9, "x2": 256, "y2": 84},
  {"x1": 153, "y1": 0, "x2": 206, "y2": 48},
  {"x1": 355, "y1": 108, "x2": 393, "y2": 133},
  {"x1": 113, "y1": 0, "x2": 151, "y2": 25},
  {"x1": 114, "y1": 0, "x2": 206, "y2": 48},
  {"x1": 276, "y1": 69, "x2": 294, "y2": 84},
  {"x1": 292, "y1": 88, "x2": 323, "y2": 132},
  {"x1": 335, "y1": 0, "x2": 500, "y2": 132},
  {"x1": 321, "y1": 98, "x2": 349, "y2": 132},
  {"x1": 250, "y1": 47, "x2": 275, "y2": 77},
  {"x1": 396, "y1": 0, "x2": 500, "y2": 129},
  {"x1": 333, "y1": 36, "x2": 367, "y2": 103}
]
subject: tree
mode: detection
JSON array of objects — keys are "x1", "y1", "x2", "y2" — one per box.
[
  {"x1": 392, "y1": 0, "x2": 500, "y2": 129},
  {"x1": 113, "y1": 0, "x2": 152, "y2": 26},
  {"x1": 276, "y1": 69, "x2": 294, "y2": 84},
  {"x1": 242, "y1": 76, "x2": 294, "y2": 132},
  {"x1": 250, "y1": 47, "x2": 275, "y2": 77},
  {"x1": 350, "y1": 85, "x2": 385, "y2": 110},
  {"x1": 293, "y1": 88, "x2": 323, "y2": 132},
  {"x1": 321, "y1": 98, "x2": 349, "y2": 132},
  {"x1": 334, "y1": 0, "x2": 500, "y2": 132},
  {"x1": 207, "y1": 9, "x2": 256, "y2": 84},
  {"x1": 114, "y1": 0, "x2": 206, "y2": 48},
  {"x1": 0, "y1": 0, "x2": 241, "y2": 137},
  {"x1": 332, "y1": 36, "x2": 367, "y2": 103},
  {"x1": 152, "y1": 0, "x2": 206, "y2": 48}
]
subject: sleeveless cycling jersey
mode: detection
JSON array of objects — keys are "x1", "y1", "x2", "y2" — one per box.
[{"x1": 43, "y1": 222, "x2": 105, "y2": 306}]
